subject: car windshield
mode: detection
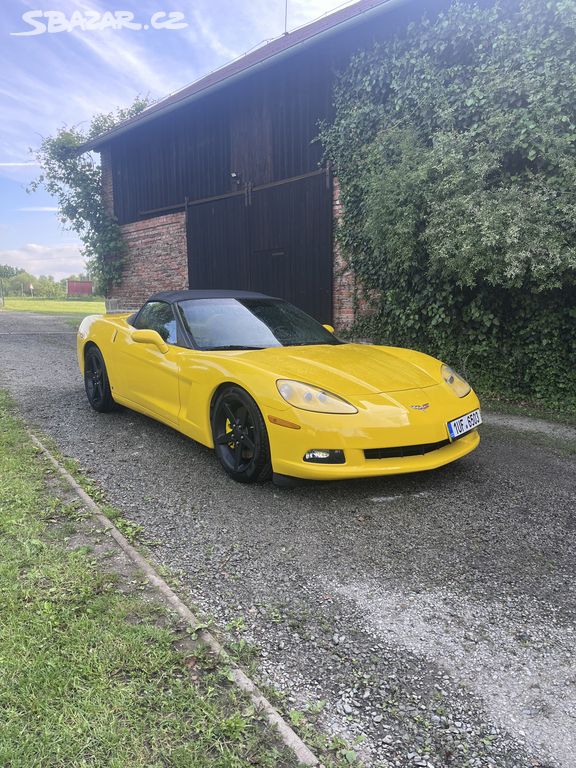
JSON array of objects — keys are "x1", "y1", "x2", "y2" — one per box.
[{"x1": 177, "y1": 298, "x2": 342, "y2": 351}]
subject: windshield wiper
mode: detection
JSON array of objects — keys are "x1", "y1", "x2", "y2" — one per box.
[{"x1": 202, "y1": 345, "x2": 265, "y2": 351}]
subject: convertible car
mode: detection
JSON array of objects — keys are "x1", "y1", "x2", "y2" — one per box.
[{"x1": 77, "y1": 290, "x2": 481, "y2": 484}]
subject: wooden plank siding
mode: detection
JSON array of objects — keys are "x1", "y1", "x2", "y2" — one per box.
[
  {"x1": 109, "y1": 42, "x2": 339, "y2": 225},
  {"x1": 111, "y1": 93, "x2": 231, "y2": 223}
]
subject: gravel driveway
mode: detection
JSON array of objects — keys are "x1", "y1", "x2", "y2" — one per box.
[{"x1": 1, "y1": 310, "x2": 575, "y2": 768}]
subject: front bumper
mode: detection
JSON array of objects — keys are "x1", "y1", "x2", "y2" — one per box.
[{"x1": 266, "y1": 387, "x2": 481, "y2": 480}]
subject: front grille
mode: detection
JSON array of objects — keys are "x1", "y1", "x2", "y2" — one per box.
[{"x1": 364, "y1": 439, "x2": 451, "y2": 460}]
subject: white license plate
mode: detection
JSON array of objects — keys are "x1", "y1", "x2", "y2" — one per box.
[{"x1": 447, "y1": 409, "x2": 482, "y2": 441}]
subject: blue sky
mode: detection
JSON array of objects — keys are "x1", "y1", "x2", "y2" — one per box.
[{"x1": 0, "y1": 0, "x2": 351, "y2": 279}]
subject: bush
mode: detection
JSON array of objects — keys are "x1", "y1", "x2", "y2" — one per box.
[
  {"x1": 29, "y1": 97, "x2": 150, "y2": 294},
  {"x1": 321, "y1": 0, "x2": 576, "y2": 411}
]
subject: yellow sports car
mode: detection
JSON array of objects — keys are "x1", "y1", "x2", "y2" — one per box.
[{"x1": 77, "y1": 290, "x2": 481, "y2": 485}]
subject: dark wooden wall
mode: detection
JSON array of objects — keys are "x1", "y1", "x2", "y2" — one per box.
[
  {"x1": 111, "y1": 93, "x2": 231, "y2": 223},
  {"x1": 110, "y1": 46, "x2": 334, "y2": 224}
]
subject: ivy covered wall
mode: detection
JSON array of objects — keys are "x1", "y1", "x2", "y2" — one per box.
[{"x1": 321, "y1": 0, "x2": 576, "y2": 410}]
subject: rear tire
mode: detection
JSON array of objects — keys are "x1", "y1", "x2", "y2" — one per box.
[
  {"x1": 211, "y1": 386, "x2": 272, "y2": 483},
  {"x1": 84, "y1": 346, "x2": 116, "y2": 413}
]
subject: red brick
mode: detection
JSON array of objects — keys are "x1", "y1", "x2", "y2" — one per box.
[
  {"x1": 332, "y1": 177, "x2": 356, "y2": 331},
  {"x1": 107, "y1": 212, "x2": 187, "y2": 310}
]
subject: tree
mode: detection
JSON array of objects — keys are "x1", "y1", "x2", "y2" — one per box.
[
  {"x1": 36, "y1": 275, "x2": 64, "y2": 298},
  {"x1": 321, "y1": 0, "x2": 576, "y2": 409},
  {"x1": 0, "y1": 265, "x2": 25, "y2": 279},
  {"x1": 29, "y1": 96, "x2": 151, "y2": 294},
  {"x1": 6, "y1": 272, "x2": 36, "y2": 296}
]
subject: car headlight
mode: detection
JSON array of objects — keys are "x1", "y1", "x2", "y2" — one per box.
[
  {"x1": 276, "y1": 380, "x2": 358, "y2": 414},
  {"x1": 441, "y1": 364, "x2": 471, "y2": 398}
]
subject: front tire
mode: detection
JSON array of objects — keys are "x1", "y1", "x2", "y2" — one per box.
[
  {"x1": 211, "y1": 386, "x2": 272, "y2": 483},
  {"x1": 84, "y1": 346, "x2": 116, "y2": 413}
]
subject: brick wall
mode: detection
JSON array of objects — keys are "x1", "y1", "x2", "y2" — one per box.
[
  {"x1": 107, "y1": 213, "x2": 188, "y2": 310},
  {"x1": 332, "y1": 177, "x2": 356, "y2": 331}
]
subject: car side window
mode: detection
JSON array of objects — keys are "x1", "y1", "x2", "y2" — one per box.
[{"x1": 133, "y1": 301, "x2": 178, "y2": 344}]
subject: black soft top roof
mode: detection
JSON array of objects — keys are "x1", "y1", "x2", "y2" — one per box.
[{"x1": 149, "y1": 289, "x2": 275, "y2": 304}]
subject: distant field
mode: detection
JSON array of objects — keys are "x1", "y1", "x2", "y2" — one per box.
[{"x1": 0, "y1": 297, "x2": 106, "y2": 315}]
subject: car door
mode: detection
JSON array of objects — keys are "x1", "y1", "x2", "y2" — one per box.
[{"x1": 115, "y1": 301, "x2": 182, "y2": 426}]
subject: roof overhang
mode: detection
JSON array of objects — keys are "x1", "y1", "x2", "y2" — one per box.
[{"x1": 79, "y1": 0, "x2": 414, "y2": 153}]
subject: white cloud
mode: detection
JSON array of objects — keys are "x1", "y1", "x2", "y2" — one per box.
[
  {"x1": 74, "y1": 32, "x2": 177, "y2": 97},
  {"x1": 17, "y1": 206, "x2": 59, "y2": 212},
  {"x1": 288, "y1": 0, "x2": 358, "y2": 29},
  {"x1": 0, "y1": 20, "x2": 184, "y2": 166},
  {"x1": 190, "y1": 9, "x2": 240, "y2": 60},
  {"x1": 0, "y1": 243, "x2": 85, "y2": 280},
  {"x1": 0, "y1": 161, "x2": 38, "y2": 167}
]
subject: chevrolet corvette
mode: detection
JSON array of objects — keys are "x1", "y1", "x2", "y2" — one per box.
[{"x1": 77, "y1": 290, "x2": 481, "y2": 484}]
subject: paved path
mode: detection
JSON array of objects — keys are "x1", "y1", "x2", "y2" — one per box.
[{"x1": 1, "y1": 310, "x2": 575, "y2": 768}]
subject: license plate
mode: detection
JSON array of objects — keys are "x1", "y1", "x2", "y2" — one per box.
[{"x1": 447, "y1": 409, "x2": 482, "y2": 441}]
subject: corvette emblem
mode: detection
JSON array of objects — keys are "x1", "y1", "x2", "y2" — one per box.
[{"x1": 410, "y1": 403, "x2": 430, "y2": 411}]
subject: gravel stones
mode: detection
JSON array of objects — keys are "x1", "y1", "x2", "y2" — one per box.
[{"x1": 1, "y1": 311, "x2": 574, "y2": 768}]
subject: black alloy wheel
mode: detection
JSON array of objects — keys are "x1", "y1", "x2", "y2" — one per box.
[
  {"x1": 211, "y1": 386, "x2": 272, "y2": 483},
  {"x1": 84, "y1": 346, "x2": 116, "y2": 413}
]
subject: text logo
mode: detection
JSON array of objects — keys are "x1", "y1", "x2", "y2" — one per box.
[{"x1": 11, "y1": 10, "x2": 188, "y2": 36}]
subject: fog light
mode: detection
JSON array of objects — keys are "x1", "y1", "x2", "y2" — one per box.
[{"x1": 303, "y1": 449, "x2": 345, "y2": 464}]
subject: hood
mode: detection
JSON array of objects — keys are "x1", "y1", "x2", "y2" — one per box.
[{"x1": 243, "y1": 343, "x2": 437, "y2": 395}]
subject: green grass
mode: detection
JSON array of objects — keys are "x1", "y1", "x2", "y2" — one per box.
[
  {"x1": 0, "y1": 391, "x2": 299, "y2": 768},
  {"x1": 0, "y1": 297, "x2": 106, "y2": 315}
]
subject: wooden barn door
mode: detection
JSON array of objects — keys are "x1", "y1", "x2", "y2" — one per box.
[
  {"x1": 186, "y1": 193, "x2": 248, "y2": 290},
  {"x1": 186, "y1": 170, "x2": 333, "y2": 322}
]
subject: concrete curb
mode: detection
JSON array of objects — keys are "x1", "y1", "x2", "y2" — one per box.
[{"x1": 30, "y1": 432, "x2": 320, "y2": 767}]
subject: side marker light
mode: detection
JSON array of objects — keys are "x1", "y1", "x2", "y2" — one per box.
[{"x1": 268, "y1": 415, "x2": 301, "y2": 430}]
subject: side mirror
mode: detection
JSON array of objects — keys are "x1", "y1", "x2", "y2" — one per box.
[
  {"x1": 131, "y1": 329, "x2": 169, "y2": 354},
  {"x1": 323, "y1": 324, "x2": 335, "y2": 334}
]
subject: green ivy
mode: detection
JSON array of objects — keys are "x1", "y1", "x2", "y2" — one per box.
[
  {"x1": 321, "y1": 0, "x2": 576, "y2": 411},
  {"x1": 29, "y1": 97, "x2": 150, "y2": 294}
]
